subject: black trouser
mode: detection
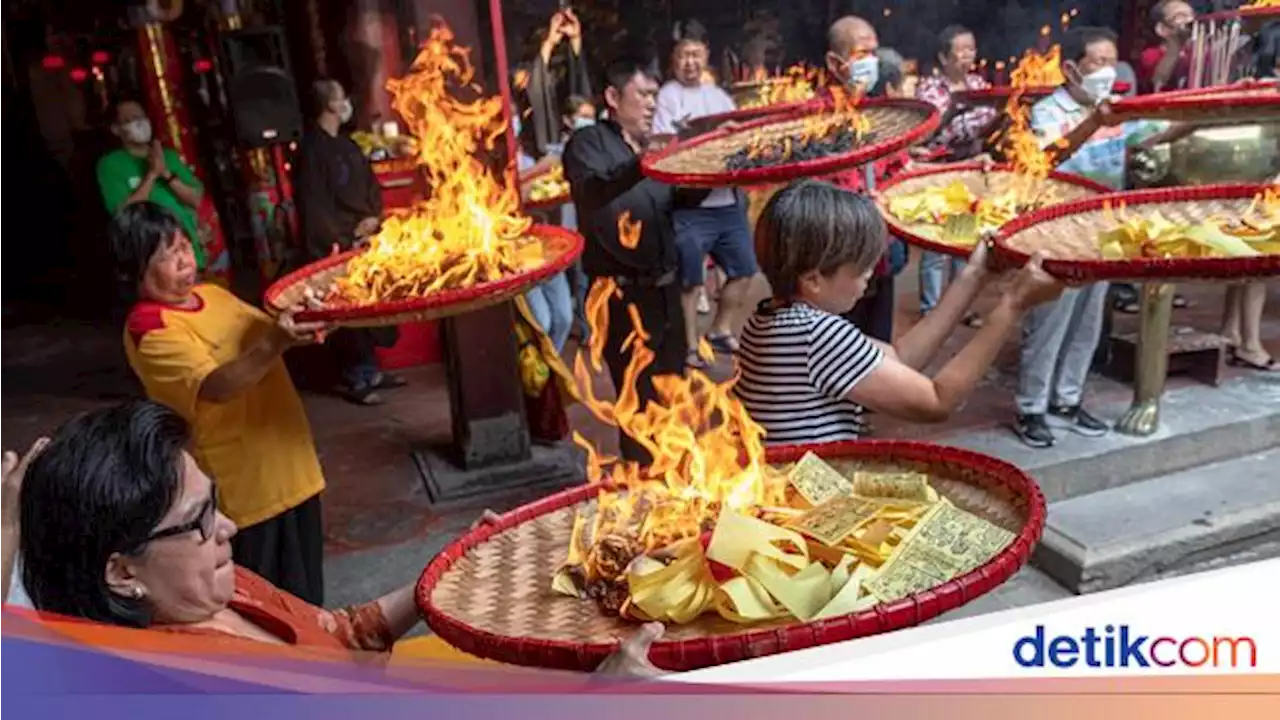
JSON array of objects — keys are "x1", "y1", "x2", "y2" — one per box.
[
  {"x1": 598, "y1": 275, "x2": 688, "y2": 465},
  {"x1": 232, "y1": 494, "x2": 325, "y2": 605},
  {"x1": 843, "y1": 273, "x2": 895, "y2": 343}
]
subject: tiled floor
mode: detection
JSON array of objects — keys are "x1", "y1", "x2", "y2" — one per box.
[{"x1": 3, "y1": 262, "x2": 1277, "y2": 560}]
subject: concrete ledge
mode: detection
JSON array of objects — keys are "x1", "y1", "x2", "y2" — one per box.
[
  {"x1": 945, "y1": 375, "x2": 1280, "y2": 502},
  {"x1": 1033, "y1": 448, "x2": 1280, "y2": 594}
]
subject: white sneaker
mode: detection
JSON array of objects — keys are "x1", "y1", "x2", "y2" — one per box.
[{"x1": 697, "y1": 289, "x2": 711, "y2": 314}]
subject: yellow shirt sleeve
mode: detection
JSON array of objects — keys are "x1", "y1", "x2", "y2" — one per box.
[{"x1": 131, "y1": 324, "x2": 221, "y2": 420}]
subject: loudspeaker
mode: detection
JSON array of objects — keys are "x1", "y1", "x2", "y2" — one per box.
[{"x1": 221, "y1": 27, "x2": 303, "y2": 147}]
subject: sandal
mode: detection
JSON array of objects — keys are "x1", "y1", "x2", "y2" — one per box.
[
  {"x1": 342, "y1": 384, "x2": 385, "y2": 406},
  {"x1": 706, "y1": 332, "x2": 740, "y2": 355},
  {"x1": 373, "y1": 372, "x2": 408, "y2": 390},
  {"x1": 686, "y1": 348, "x2": 709, "y2": 370},
  {"x1": 1228, "y1": 349, "x2": 1279, "y2": 372}
]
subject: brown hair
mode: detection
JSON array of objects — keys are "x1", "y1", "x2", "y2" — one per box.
[{"x1": 755, "y1": 179, "x2": 886, "y2": 300}]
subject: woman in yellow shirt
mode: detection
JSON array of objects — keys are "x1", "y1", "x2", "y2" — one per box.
[{"x1": 112, "y1": 202, "x2": 330, "y2": 605}]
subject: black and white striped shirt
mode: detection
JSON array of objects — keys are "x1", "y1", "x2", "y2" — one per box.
[{"x1": 736, "y1": 302, "x2": 884, "y2": 446}]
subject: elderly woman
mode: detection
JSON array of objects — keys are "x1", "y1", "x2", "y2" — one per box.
[
  {"x1": 112, "y1": 202, "x2": 328, "y2": 605},
  {"x1": 5, "y1": 401, "x2": 661, "y2": 675},
  {"x1": 914, "y1": 25, "x2": 1000, "y2": 324}
]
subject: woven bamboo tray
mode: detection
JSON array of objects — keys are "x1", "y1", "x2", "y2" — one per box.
[
  {"x1": 1108, "y1": 82, "x2": 1280, "y2": 124},
  {"x1": 642, "y1": 97, "x2": 940, "y2": 188},
  {"x1": 686, "y1": 99, "x2": 816, "y2": 135},
  {"x1": 520, "y1": 163, "x2": 571, "y2": 213},
  {"x1": 263, "y1": 224, "x2": 584, "y2": 328},
  {"x1": 879, "y1": 162, "x2": 1111, "y2": 258},
  {"x1": 952, "y1": 82, "x2": 1133, "y2": 107},
  {"x1": 1202, "y1": 6, "x2": 1280, "y2": 30},
  {"x1": 417, "y1": 439, "x2": 1046, "y2": 672},
  {"x1": 992, "y1": 184, "x2": 1280, "y2": 282}
]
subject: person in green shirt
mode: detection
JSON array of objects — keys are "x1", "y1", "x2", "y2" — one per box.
[{"x1": 97, "y1": 100, "x2": 207, "y2": 270}]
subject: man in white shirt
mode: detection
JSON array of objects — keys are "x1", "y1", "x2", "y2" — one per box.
[{"x1": 651, "y1": 22, "x2": 760, "y2": 370}]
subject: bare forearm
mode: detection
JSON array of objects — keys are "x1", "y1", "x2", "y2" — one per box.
[
  {"x1": 1050, "y1": 117, "x2": 1101, "y2": 165},
  {"x1": 894, "y1": 268, "x2": 987, "y2": 369},
  {"x1": 198, "y1": 332, "x2": 285, "y2": 402},
  {"x1": 930, "y1": 298, "x2": 1021, "y2": 412},
  {"x1": 123, "y1": 173, "x2": 159, "y2": 206},
  {"x1": 2, "y1": 525, "x2": 17, "y2": 601},
  {"x1": 1139, "y1": 122, "x2": 1195, "y2": 150},
  {"x1": 375, "y1": 584, "x2": 421, "y2": 641},
  {"x1": 167, "y1": 177, "x2": 204, "y2": 208}
]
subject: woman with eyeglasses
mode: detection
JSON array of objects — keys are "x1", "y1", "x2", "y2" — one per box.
[{"x1": 2, "y1": 401, "x2": 663, "y2": 675}]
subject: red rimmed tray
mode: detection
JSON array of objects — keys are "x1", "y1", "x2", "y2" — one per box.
[
  {"x1": 263, "y1": 224, "x2": 584, "y2": 328},
  {"x1": 992, "y1": 183, "x2": 1280, "y2": 283},
  {"x1": 520, "y1": 163, "x2": 571, "y2": 213},
  {"x1": 879, "y1": 162, "x2": 1111, "y2": 259},
  {"x1": 1108, "y1": 82, "x2": 1280, "y2": 124},
  {"x1": 954, "y1": 82, "x2": 1132, "y2": 107},
  {"x1": 1202, "y1": 6, "x2": 1280, "y2": 29},
  {"x1": 416, "y1": 439, "x2": 1046, "y2": 673},
  {"x1": 641, "y1": 97, "x2": 941, "y2": 188}
]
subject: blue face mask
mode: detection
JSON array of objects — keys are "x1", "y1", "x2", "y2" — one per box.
[
  {"x1": 572, "y1": 117, "x2": 595, "y2": 131},
  {"x1": 848, "y1": 56, "x2": 880, "y2": 90}
]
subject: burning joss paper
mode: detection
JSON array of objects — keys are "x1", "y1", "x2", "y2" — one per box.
[
  {"x1": 315, "y1": 22, "x2": 547, "y2": 308},
  {"x1": 1098, "y1": 190, "x2": 1280, "y2": 261},
  {"x1": 552, "y1": 439, "x2": 1015, "y2": 625}
]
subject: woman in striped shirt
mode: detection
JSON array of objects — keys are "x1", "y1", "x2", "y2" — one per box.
[{"x1": 736, "y1": 180, "x2": 1063, "y2": 446}]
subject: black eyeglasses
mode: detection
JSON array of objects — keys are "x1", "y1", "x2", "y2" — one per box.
[{"x1": 140, "y1": 483, "x2": 219, "y2": 546}]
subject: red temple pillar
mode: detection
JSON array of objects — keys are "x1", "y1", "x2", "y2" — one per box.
[{"x1": 135, "y1": 22, "x2": 232, "y2": 287}]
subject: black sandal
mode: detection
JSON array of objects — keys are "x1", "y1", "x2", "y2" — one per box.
[{"x1": 1228, "y1": 349, "x2": 1279, "y2": 372}]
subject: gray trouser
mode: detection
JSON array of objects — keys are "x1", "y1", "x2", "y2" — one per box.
[{"x1": 1016, "y1": 282, "x2": 1110, "y2": 415}]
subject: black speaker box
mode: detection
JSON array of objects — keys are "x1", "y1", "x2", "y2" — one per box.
[{"x1": 221, "y1": 26, "x2": 303, "y2": 147}]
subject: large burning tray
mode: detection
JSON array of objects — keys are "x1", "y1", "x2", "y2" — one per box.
[
  {"x1": 1108, "y1": 80, "x2": 1280, "y2": 125},
  {"x1": 685, "y1": 100, "x2": 813, "y2": 136},
  {"x1": 992, "y1": 184, "x2": 1280, "y2": 283},
  {"x1": 879, "y1": 162, "x2": 1111, "y2": 258},
  {"x1": 641, "y1": 97, "x2": 940, "y2": 188},
  {"x1": 416, "y1": 440, "x2": 1045, "y2": 672},
  {"x1": 953, "y1": 82, "x2": 1133, "y2": 107},
  {"x1": 264, "y1": 224, "x2": 584, "y2": 328}
]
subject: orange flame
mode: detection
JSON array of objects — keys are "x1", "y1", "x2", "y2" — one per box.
[
  {"x1": 573, "y1": 281, "x2": 787, "y2": 552},
  {"x1": 617, "y1": 211, "x2": 642, "y2": 250},
  {"x1": 741, "y1": 64, "x2": 821, "y2": 109},
  {"x1": 329, "y1": 21, "x2": 542, "y2": 305}
]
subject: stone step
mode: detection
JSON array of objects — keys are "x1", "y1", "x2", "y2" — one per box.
[
  {"x1": 1032, "y1": 448, "x2": 1280, "y2": 594},
  {"x1": 945, "y1": 374, "x2": 1280, "y2": 502}
]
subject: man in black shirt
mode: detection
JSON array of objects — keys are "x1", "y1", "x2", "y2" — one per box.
[
  {"x1": 294, "y1": 79, "x2": 404, "y2": 405},
  {"x1": 562, "y1": 57, "x2": 708, "y2": 464}
]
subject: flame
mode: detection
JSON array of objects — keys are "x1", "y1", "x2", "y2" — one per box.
[
  {"x1": 741, "y1": 83, "x2": 868, "y2": 162},
  {"x1": 617, "y1": 211, "x2": 642, "y2": 250},
  {"x1": 1245, "y1": 0, "x2": 1280, "y2": 8},
  {"x1": 740, "y1": 64, "x2": 820, "y2": 109},
  {"x1": 572, "y1": 279, "x2": 788, "y2": 553},
  {"x1": 327, "y1": 21, "x2": 543, "y2": 305},
  {"x1": 1010, "y1": 44, "x2": 1064, "y2": 87},
  {"x1": 993, "y1": 45, "x2": 1064, "y2": 208}
]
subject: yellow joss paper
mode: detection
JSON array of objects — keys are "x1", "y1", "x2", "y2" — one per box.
[
  {"x1": 745, "y1": 553, "x2": 834, "y2": 621},
  {"x1": 715, "y1": 575, "x2": 788, "y2": 623},
  {"x1": 705, "y1": 510, "x2": 810, "y2": 572},
  {"x1": 813, "y1": 563, "x2": 878, "y2": 621},
  {"x1": 626, "y1": 549, "x2": 717, "y2": 624}
]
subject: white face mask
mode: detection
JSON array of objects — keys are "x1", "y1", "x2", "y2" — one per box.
[
  {"x1": 1077, "y1": 65, "x2": 1117, "y2": 103},
  {"x1": 572, "y1": 117, "x2": 595, "y2": 131},
  {"x1": 337, "y1": 99, "x2": 354, "y2": 123},
  {"x1": 123, "y1": 118, "x2": 152, "y2": 144},
  {"x1": 848, "y1": 55, "x2": 880, "y2": 90}
]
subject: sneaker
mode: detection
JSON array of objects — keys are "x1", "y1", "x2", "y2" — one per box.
[
  {"x1": 1013, "y1": 414, "x2": 1055, "y2": 448},
  {"x1": 696, "y1": 290, "x2": 712, "y2": 314},
  {"x1": 1048, "y1": 404, "x2": 1109, "y2": 437}
]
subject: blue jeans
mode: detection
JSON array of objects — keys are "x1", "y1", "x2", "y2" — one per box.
[
  {"x1": 918, "y1": 251, "x2": 965, "y2": 315},
  {"x1": 525, "y1": 271, "x2": 574, "y2": 353},
  {"x1": 673, "y1": 202, "x2": 758, "y2": 290}
]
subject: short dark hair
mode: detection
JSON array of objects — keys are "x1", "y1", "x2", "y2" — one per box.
[
  {"x1": 20, "y1": 401, "x2": 191, "y2": 627},
  {"x1": 112, "y1": 97, "x2": 146, "y2": 122},
  {"x1": 756, "y1": 180, "x2": 886, "y2": 300},
  {"x1": 311, "y1": 78, "x2": 339, "y2": 117},
  {"x1": 565, "y1": 94, "x2": 593, "y2": 117},
  {"x1": 1255, "y1": 21, "x2": 1280, "y2": 79},
  {"x1": 604, "y1": 56, "x2": 659, "y2": 94},
  {"x1": 1149, "y1": 0, "x2": 1186, "y2": 29},
  {"x1": 1061, "y1": 26, "x2": 1119, "y2": 65},
  {"x1": 937, "y1": 25, "x2": 974, "y2": 59},
  {"x1": 110, "y1": 202, "x2": 186, "y2": 286}
]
